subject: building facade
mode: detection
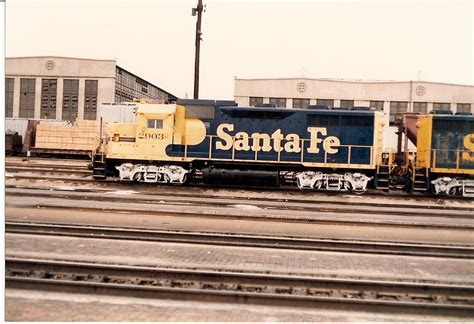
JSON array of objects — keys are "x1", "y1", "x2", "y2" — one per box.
[
  {"x1": 6, "y1": 56, "x2": 176, "y2": 121},
  {"x1": 234, "y1": 78, "x2": 474, "y2": 149}
]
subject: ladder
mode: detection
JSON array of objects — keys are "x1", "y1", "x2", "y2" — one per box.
[
  {"x1": 412, "y1": 168, "x2": 429, "y2": 192},
  {"x1": 92, "y1": 152, "x2": 107, "y2": 180},
  {"x1": 376, "y1": 152, "x2": 391, "y2": 191}
]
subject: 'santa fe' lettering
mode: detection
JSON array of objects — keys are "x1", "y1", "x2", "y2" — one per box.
[
  {"x1": 462, "y1": 134, "x2": 474, "y2": 162},
  {"x1": 215, "y1": 123, "x2": 340, "y2": 154}
]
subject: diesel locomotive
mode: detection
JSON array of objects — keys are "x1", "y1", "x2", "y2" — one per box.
[
  {"x1": 91, "y1": 99, "x2": 474, "y2": 197},
  {"x1": 401, "y1": 112, "x2": 474, "y2": 196}
]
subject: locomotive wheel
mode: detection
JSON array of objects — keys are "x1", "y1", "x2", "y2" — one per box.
[
  {"x1": 181, "y1": 173, "x2": 188, "y2": 184},
  {"x1": 448, "y1": 186, "x2": 460, "y2": 196},
  {"x1": 162, "y1": 174, "x2": 171, "y2": 183},
  {"x1": 133, "y1": 173, "x2": 143, "y2": 182},
  {"x1": 348, "y1": 184, "x2": 367, "y2": 195},
  {"x1": 351, "y1": 188, "x2": 367, "y2": 195}
]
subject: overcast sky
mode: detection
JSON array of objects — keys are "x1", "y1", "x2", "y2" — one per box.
[{"x1": 6, "y1": 0, "x2": 473, "y2": 99}]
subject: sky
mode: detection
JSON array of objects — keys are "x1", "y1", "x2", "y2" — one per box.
[{"x1": 5, "y1": 0, "x2": 474, "y2": 99}]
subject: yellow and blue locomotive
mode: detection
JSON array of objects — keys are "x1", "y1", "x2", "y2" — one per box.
[
  {"x1": 92, "y1": 100, "x2": 474, "y2": 197},
  {"x1": 402, "y1": 112, "x2": 474, "y2": 196},
  {"x1": 92, "y1": 100, "x2": 384, "y2": 194}
]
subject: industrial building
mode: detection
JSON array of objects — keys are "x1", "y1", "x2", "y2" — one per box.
[
  {"x1": 234, "y1": 77, "x2": 474, "y2": 149},
  {"x1": 6, "y1": 56, "x2": 177, "y2": 121}
]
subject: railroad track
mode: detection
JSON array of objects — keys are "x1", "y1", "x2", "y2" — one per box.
[
  {"x1": 6, "y1": 258, "x2": 474, "y2": 317},
  {"x1": 5, "y1": 159, "x2": 91, "y2": 178},
  {"x1": 6, "y1": 186, "x2": 473, "y2": 217},
  {"x1": 5, "y1": 161, "x2": 89, "y2": 169},
  {"x1": 6, "y1": 175, "x2": 93, "y2": 183},
  {"x1": 6, "y1": 157, "x2": 474, "y2": 202},
  {"x1": 5, "y1": 166, "x2": 91, "y2": 175},
  {"x1": 6, "y1": 190, "x2": 474, "y2": 230},
  {"x1": 6, "y1": 221, "x2": 474, "y2": 259}
]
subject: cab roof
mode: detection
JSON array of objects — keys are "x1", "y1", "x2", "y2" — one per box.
[{"x1": 136, "y1": 104, "x2": 177, "y2": 115}]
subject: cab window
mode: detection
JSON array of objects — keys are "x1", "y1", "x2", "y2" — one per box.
[{"x1": 147, "y1": 119, "x2": 163, "y2": 129}]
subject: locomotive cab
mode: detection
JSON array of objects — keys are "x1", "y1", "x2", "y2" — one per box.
[
  {"x1": 93, "y1": 103, "x2": 207, "y2": 183},
  {"x1": 104, "y1": 104, "x2": 206, "y2": 160},
  {"x1": 106, "y1": 105, "x2": 176, "y2": 159}
]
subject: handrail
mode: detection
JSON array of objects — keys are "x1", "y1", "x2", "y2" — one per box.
[
  {"x1": 431, "y1": 148, "x2": 473, "y2": 170},
  {"x1": 179, "y1": 135, "x2": 374, "y2": 166}
]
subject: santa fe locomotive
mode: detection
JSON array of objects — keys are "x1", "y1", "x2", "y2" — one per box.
[{"x1": 91, "y1": 99, "x2": 474, "y2": 197}]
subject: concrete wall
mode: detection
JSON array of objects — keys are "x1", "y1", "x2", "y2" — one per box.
[
  {"x1": 6, "y1": 56, "x2": 116, "y2": 120},
  {"x1": 234, "y1": 78, "x2": 474, "y2": 107},
  {"x1": 6, "y1": 56, "x2": 116, "y2": 78}
]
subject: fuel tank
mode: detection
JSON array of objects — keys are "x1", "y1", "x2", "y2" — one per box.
[{"x1": 202, "y1": 168, "x2": 280, "y2": 187}]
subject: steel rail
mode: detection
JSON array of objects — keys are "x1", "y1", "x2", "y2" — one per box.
[
  {"x1": 5, "y1": 162, "x2": 89, "y2": 170},
  {"x1": 5, "y1": 157, "x2": 89, "y2": 164},
  {"x1": 6, "y1": 199, "x2": 474, "y2": 230},
  {"x1": 6, "y1": 221, "x2": 474, "y2": 259},
  {"x1": 6, "y1": 187, "x2": 474, "y2": 217},
  {"x1": 5, "y1": 166, "x2": 90, "y2": 175},
  {"x1": 5, "y1": 175, "x2": 92, "y2": 182},
  {"x1": 5, "y1": 183, "x2": 474, "y2": 213},
  {"x1": 5, "y1": 258, "x2": 474, "y2": 317}
]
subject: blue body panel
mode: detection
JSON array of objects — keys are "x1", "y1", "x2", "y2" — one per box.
[
  {"x1": 431, "y1": 115, "x2": 474, "y2": 170},
  {"x1": 169, "y1": 106, "x2": 376, "y2": 167}
]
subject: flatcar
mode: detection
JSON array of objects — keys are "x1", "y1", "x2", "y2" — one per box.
[{"x1": 92, "y1": 100, "x2": 384, "y2": 194}]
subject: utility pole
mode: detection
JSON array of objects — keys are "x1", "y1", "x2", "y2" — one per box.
[{"x1": 192, "y1": 0, "x2": 204, "y2": 99}]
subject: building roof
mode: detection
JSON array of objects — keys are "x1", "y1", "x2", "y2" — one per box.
[
  {"x1": 235, "y1": 77, "x2": 474, "y2": 88},
  {"x1": 137, "y1": 103, "x2": 177, "y2": 115},
  {"x1": 6, "y1": 55, "x2": 116, "y2": 63},
  {"x1": 116, "y1": 65, "x2": 176, "y2": 100}
]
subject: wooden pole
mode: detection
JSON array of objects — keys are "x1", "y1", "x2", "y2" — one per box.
[{"x1": 193, "y1": 0, "x2": 204, "y2": 99}]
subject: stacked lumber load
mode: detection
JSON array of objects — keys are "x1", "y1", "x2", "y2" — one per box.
[{"x1": 34, "y1": 120, "x2": 106, "y2": 151}]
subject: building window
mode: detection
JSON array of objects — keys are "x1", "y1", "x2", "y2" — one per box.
[
  {"x1": 317, "y1": 99, "x2": 334, "y2": 108},
  {"x1": 293, "y1": 98, "x2": 310, "y2": 108},
  {"x1": 433, "y1": 102, "x2": 451, "y2": 111},
  {"x1": 340, "y1": 100, "x2": 354, "y2": 109},
  {"x1": 19, "y1": 78, "x2": 36, "y2": 118},
  {"x1": 41, "y1": 79, "x2": 57, "y2": 119},
  {"x1": 249, "y1": 97, "x2": 263, "y2": 106},
  {"x1": 370, "y1": 101, "x2": 384, "y2": 112},
  {"x1": 389, "y1": 101, "x2": 408, "y2": 125},
  {"x1": 457, "y1": 103, "x2": 471, "y2": 114},
  {"x1": 413, "y1": 102, "x2": 427, "y2": 114},
  {"x1": 147, "y1": 119, "x2": 163, "y2": 129},
  {"x1": 62, "y1": 79, "x2": 79, "y2": 121},
  {"x1": 6, "y1": 78, "x2": 14, "y2": 117},
  {"x1": 114, "y1": 66, "x2": 173, "y2": 103},
  {"x1": 269, "y1": 97, "x2": 286, "y2": 107},
  {"x1": 84, "y1": 80, "x2": 98, "y2": 120}
]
